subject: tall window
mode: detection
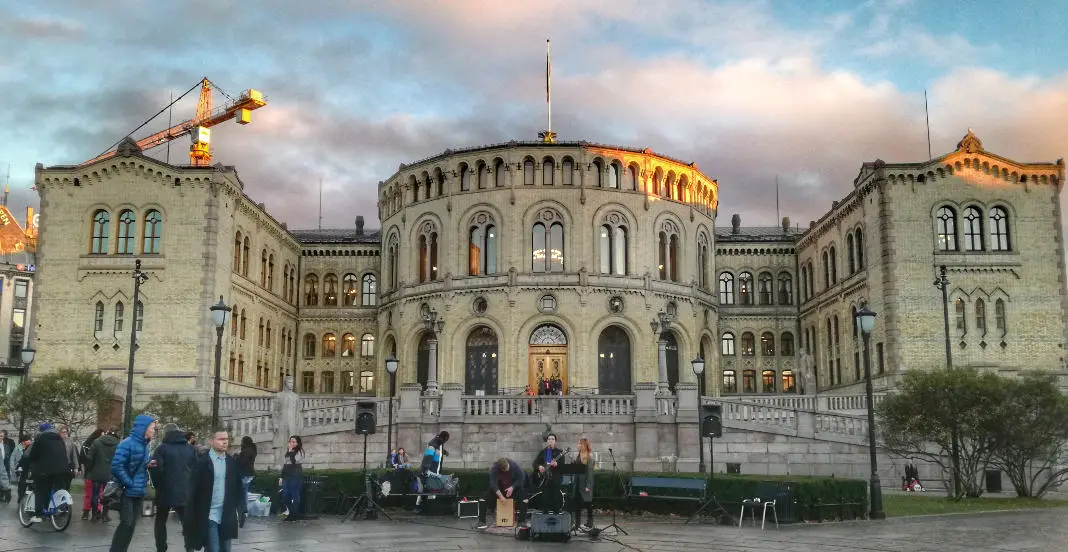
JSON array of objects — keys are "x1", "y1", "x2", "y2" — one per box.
[
  {"x1": 760, "y1": 332, "x2": 775, "y2": 356},
  {"x1": 362, "y1": 274, "x2": 377, "y2": 306},
  {"x1": 523, "y1": 160, "x2": 535, "y2": 185},
  {"x1": 283, "y1": 265, "x2": 290, "y2": 302},
  {"x1": 341, "y1": 371, "x2": 354, "y2": 393},
  {"x1": 304, "y1": 274, "x2": 319, "y2": 306},
  {"x1": 657, "y1": 220, "x2": 681, "y2": 281},
  {"x1": 94, "y1": 301, "x2": 104, "y2": 332},
  {"x1": 343, "y1": 273, "x2": 358, "y2": 306},
  {"x1": 542, "y1": 159, "x2": 554, "y2": 185},
  {"x1": 738, "y1": 272, "x2": 753, "y2": 305},
  {"x1": 116, "y1": 210, "x2": 135, "y2": 254},
  {"x1": 855, "y1": 228, "x2": 865, "y2": 270},
  {"x1": 260, "y1": 250, "x2": 268, "y2": 286},
  {"x1": 494, "y1": 160, "x2": 506, "y2": 187},
  {"x1": 782, "y1": 371, "x2": 796, "y2": 393},
  {"x1": 469, "y1": 215, "x2": 498, "y2": 276},
  {"x1": 301, "y1": 372, "x2": 314, "y2": 393},
  {"x1": 975, "y1": 298, "x2": 987, "y2": 334},
  {"x1": 846, "y1": 233, "x2": 856, "y2": 274},
  {"x1": 762, "y1": 370, "x2": 776, "y2": 393},
  {"x1": 361, "y1": 333, "x2": 375, "y2": 357},
  {"x1": 626, "y1": 165, "x2": 638, "y2": 190},
  {"x1": 829, "y1": 246, "x2": 837, "y2": 284},
  {"x1": 936, "y1": 206, "x2": 958, "y2": 251},
  {"x1": 721, "y1": 332, "x2": 736, "y2": 356},
  {"x1": 599, "y1": 221, "x2": 627, "y2": 275},
  {"x1": 359, "y1": 370, "x2": 374, "y2": 394},
  {"x1": 303, "y1": 333, "x2": 316, "y2": 358},
  {"x1": 91, "y1": 210, "x2": 110, "y2": 254},
  {"x1": 239, "y1": 309, "x2": 246, "y2": 339},
  {"x1": 266, "y1": 322, "x2": 272, "y2": 348},
  {"x1": 561, "y1": 159, "x2": 573, "y2": 185},
  {"x1": 323, "y1": 274, "x2": 338, "y2": 306},
  {"x1": 778, "y1": 273, "x2": 793, "y2": 305},
  {"x1": 341, "y1": 333, "x2": 356, "y2": 356},
  {"x1": 477, "y1": 162, "x2": 489, "y2": 189},
  {"x1": 134, "y1": 300, "x2": 144, "y2": 331},
  {"x1": 321, "y1": 372, "x2": 335, "y2": 394},
  {"x1": 267, "y1": 254, "x2": 274, "y2": 290},
  {"x1": 995, "y1": 298, "x2": 1006, "y2": 333},
  {"x1": 257, "y1": 318, "x2": 264, "y2": 345},
  {"x1": 531, "y1": 210, "x2": 565, "y2": 273},
  {"x1": 233, "y1": 232, "x2": 242, "y2": 271},
  {"x1": 388, "y1": 236, "x2": 399, "y2": 291},
  {"x1": 607, "y1": 163, "x2": 620, "y2": 188},
  {"x1": 697, "y1": 235, "x2": 710, "y2": 288},
  {"x1": 781, "y1": 332, "x2": 794, "y2": 356},
  {"x1": 141, "y1": 209, "x2": 161, "y2": 253},
  {"x1": 989, "y1": 207, "x2": 1011, "y2": 251},
  {"x1": 955, "y1": 298, "x2": 967, "y2": 333},
  {"x1": 962, "y1": 207, "x2": 983, "y2": 251},
  {"x1": 758, "y1": 272, "x2": 774, "y2": 305},
  {"x1": 742, "y1": 370, "x2": 756, "y2": 393},
  {"x1": 322, "y1": 333, "x2": 336, "y2": 357},
  {"x1": 242, "y1": 237, "x2": 250, "y2": 276},
  {"x1": 114, "y1": 302, "x2": 125, "y2": 332},
  {"x1": 459, "y1": 163, "x2": 471, "y2": 191},
  {"x1": 418, "y1": 224, "x2": 440, "y2": 281},
  {"x1": 740, "y1": 332, "x2": 755, "y2": 356},
  {"x1": 722, "y1": 370, "x2": 737, "y2": 393},
  {"x1": 719, "y1": 273, "x2": 735, "y2": 304},
  {"x1": 821, "y1": 251, "x2": 830, "y2": 289}
]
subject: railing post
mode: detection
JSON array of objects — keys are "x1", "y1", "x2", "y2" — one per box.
[
  {"x1": 674, "y1": 382, "x2": 700, "y2": 473},
  {"x1": 439, "y1": 383, "x2": 463, "y2": 423},
  {"x1": 633, "y1": 382, "x2": 660, "y2": 472}
]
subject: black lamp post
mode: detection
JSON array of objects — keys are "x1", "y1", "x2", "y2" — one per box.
[
  {"x1": 209, "y1": 296, "x2": 232, "y2": 429},
  {"x1": 854, "y1": 305, "x2": 885, "y2": 520},
  {"x1": 124, "y1": 259, "x2": 148, "y2": 434},
  {"x1": 932, "y1": 264, "x2": 962, "y2": 497},
  {"x1": 690, "y1": 356, "x2": 705, "y2": 474},
  {"x1": 385, "y1": 352, "x2": 399, "y2": 457},
  {"x1": 16, "y1": 347, "x2": 35, "y2": 438}
]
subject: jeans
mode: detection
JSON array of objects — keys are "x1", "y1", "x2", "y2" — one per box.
[
  {"x1": 239, "y1": 476, "x2": 252, "y2": 514},
  {"x1": 206, "y1": 520, "x2": 232, "y2": 552},
  {"x1": 33, "y1": 474, "x2": 60, "y2": 516},
  {"x1": 108, "y1": 496, "x2": 143, "y2": 552},
  {"x1": 281, "y1": 477, "x2": 301, "y2": 516},
  {"x1": 153, "y1": 505, "x2": 186, "y2": 552}
]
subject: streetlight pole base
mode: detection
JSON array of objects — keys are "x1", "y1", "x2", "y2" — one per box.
[{"x1": 869, "y1": 475, "x2": 886, "y2": 520}]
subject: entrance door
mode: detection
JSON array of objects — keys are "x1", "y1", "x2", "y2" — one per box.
[{"x1": 528, "y1": 346, "x2": 568, "y2": 394}]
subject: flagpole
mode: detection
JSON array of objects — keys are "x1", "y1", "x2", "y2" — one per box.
[
  {"x1": 546, "y1": 38, "x2": 552, "y2": 134},
  {"x1": 924, "y1": 89, "x2": 932, "y2": 160}
]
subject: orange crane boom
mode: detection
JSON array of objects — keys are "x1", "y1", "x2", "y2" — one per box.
[{"x1": 81, "y1": 78, "x2": 267, "y2": 167}]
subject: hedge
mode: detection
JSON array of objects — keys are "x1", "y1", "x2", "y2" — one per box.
[{"x1": 252, "y1": 469, "x2": 869, "y2": 522}]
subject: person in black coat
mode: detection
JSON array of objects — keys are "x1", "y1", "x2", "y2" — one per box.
[
  {"x1": 234, "y1": 436, "x2": 257, "y2": 527},
  {"x1": 150, "y1": 423, "x2": 197, "y2": 552},
  {"x1": 1, "y1": 429, "x2": 15, "y2": 480},
  {"x1": 532, "y1": 433, "x2": 565, "y2": 514},
  {"x1": 184, "y1": 429, "x2": 242, "y2": 552},
  {"x1": 25, "y1": 423, "x2": 71, "y2": 519}
]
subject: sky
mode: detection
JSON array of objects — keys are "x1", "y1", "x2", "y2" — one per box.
[{"x1": 2, "y1": 0, "x2": 1067, "y2": 234}]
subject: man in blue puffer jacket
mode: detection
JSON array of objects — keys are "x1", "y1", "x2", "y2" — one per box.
[{"x1": 108, "y1": 414, "x2": 158, "y2": 552}]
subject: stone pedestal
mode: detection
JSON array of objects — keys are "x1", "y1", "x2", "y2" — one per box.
[
  {"x1": 396, "y1": 383, "x2": 426, "y2": 457},
  {"x1": 674, "y1": 382, "x2": 699, "y2": 473},
  {"x1": 632, "y1": 382, "x2": 661, "y2": 472}
]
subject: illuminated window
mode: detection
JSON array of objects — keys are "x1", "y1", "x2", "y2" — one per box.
[
  {"x1": 343, "y1": 273, "x2": 358, "y2": 306},
  {"x1": 742, "y1": 369, "x2": 756, "y2": 393},
  {"x1": 418, "y1": 225, "x2": 440, "y2": 282},
  {"x1": 361, "y1": 273, "x2": 377, "y2": 306},
  {"x1": 469, "y1": 215, "x2": 498, "y2": 276},
  {"x1": 116, "y1": 210, "x2": 135, "y2": 255},
  {"x1": 762, "y1": 370, "x2": 776, "y2": 393},
  {"x1": 359, "y1": 370, "x2": 374, "y2": 394},
  {"x1": 361, "y1": 334, "x2": 375, "y2": 357},
  {"x1": 599, "y1": 223, "x2": 627, "y2": 275},
  {"x1": 322, "y1": 333, "x2": 337, "y2": 357},
  {"x1": 657, "y1": 220, "x2": 681, "y2": 282},
  {"x1": 720, "y1": 332, "x2": 735, "y2": 356},
  {"x1": 740, "y1": 332, "x2": 755, "y2": 356},
  {"x1": 722, "y1": 370, "x2": 737, "y2": 393},
  {"x1": 738, "y1": 272, "x2": 753, "y2": 305},
  {"x1": 341, "y1": 333, "x2": 356, "y2": 357},
  {"x1": 936, "y1": 206, "x2": 958, "y2": 251},
  {"x1": 782, "y1": 371, "x2": 796, "y2": 393},
  {"x1": 91, "y1": 210, "x2": 110, "y2": 254},
  {"x1": 531, "y1": 210, "x2": 565, "y2": 273}
]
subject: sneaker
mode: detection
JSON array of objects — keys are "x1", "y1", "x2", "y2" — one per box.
[
  {"x1": 580, "y1": 524, "x2": 591, "y2": 532},
  {"x1": 476, "y1": 521, "x2": 488, "y2": 530},
  {"x1": 29, "y1": 516, "x2": 42, "y2": 523},
  {"x1": 81, "y1": 510, "x2": 90, "y2": 520}
]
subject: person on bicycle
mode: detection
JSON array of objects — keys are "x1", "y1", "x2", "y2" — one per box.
[{"x1": 24, "y1": 423, "x2": 70, "y2": 523}]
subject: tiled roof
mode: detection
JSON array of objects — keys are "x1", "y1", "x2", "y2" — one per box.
[
  {"x1": 715, "y1": 226, "x2": 804, "y2": 243},
  {"x1": 290, "y1": 228, "x2": 382, "y2": 245}
]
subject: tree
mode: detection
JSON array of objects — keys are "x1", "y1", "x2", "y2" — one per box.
[
  {"x1": 137, "y1": 393, "x2": 211, "y2": 439},
  {"x1": 986, "y1": 373, "x2": 1068, "y2": 498},
  {"x1": 0, "y1": 378, "x2": 52, "y2": 436},
  {"x1": 2, "y1": 369, "x2": 115, "y2": 440},
  {"x1": 877, "y1": 367, "x2": 1003, "y2": 498}
]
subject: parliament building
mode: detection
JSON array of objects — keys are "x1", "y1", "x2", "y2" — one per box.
[{"x1": 28, "y1": 130, "x2": 1068, "y2": 403}]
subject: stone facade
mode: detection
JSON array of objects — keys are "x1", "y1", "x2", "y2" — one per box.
[{"x1": 0, "y1": 254, "x2": 36, "y2": 394}]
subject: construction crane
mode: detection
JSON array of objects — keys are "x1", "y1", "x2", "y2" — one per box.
[{"x1": 82, "y1": 77, "x2": 267, "y2": 167}]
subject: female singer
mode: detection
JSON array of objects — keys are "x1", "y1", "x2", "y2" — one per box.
[
  {"x1": 277, "y1": 435, "x2": 304, "y2": 521},
  {"x1": 571, "y1": 438, "x2": 594, "y2": 531}
]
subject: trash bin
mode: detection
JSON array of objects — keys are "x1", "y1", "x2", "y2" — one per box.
[{"x1": 301, "y1": 475, "x2": 326, "y2": 517}]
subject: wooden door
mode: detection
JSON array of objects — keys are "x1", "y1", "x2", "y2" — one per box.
[{"x1": 528, "y1": 345, "x2": 568, "y2": 394}]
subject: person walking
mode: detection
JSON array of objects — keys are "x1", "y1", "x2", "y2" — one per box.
[
  {"x1": 11, "y1": 434, "x2": 31, "y2": 505},
  {"x1": 79, "y1": 429, "x2": 103, "y2": 519},
  {"x1": 85, "y1": 428, "x2": 119, "y2": 522},
  {"x1": 108, "y1": 414, "x2": 158, "y2": 552},
  {"x1": 24, "y1": 423, "x2": 69, "y2": 523},
  {"x1": 150, "y1": 423, "x2": 196, "y2": 552},
  {"x1": 59, "y1": 425, "x2": 80, "y2": 491},
  {"x1": 570, "y1": 437, "x2": 595, "y2": 532},
  {"x1": 1, "y1": 429, "x2": 14, "y2": 493},
  {"x1": 184, "y1": 429, "x2": 242, "y2": 552},
  {"x1": 0, "y1": 433, "x2": 10, "y2": 503},
  {"x1": 277, "y1": 435, "x2": 304, "y2": 521},
  {"x1": 235, "y1": 436, "x2": 257, "y2": 528}
]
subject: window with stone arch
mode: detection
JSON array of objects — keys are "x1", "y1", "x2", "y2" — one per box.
[
  {"x1": 477, "y1": 161, "x2": 489, "y2": 190},
  {"x1": 778, "y1": 272, "x2": 793, "y2": 305},
  {"x1": 341, "y1": 333, "x2": 356, "y2": 356},
  {"x1": 696, "y1": 232, "x2": 710, "y2": 289},
  {"x1": 975, "y1": 298, "x2": 987, "y2": 334},
  {"x1": 955, "y1": 297, "x2": 967, "y2": 334},
  {"x1": 323, "y1": 273, "x2": 338, "y2": 306},
  {"x1": 493, "y1": 159, "x2": 506, "y2": 187},
  {"x1": 740, "y1": 332, "x2": 755, "y2": 356},
  {"x1": 607, "y1": 162, "x2": 621, "y2": 189},
  {"x1": 719, "y1": 272, "x2": 735, "y2": 304},
  {"x1": 90, "y1": 209, "x2": 110, "y2": 254},
  {"x1": 242, "y1": 236, "x2": 250, "y2": 276},
  {"x1": 625, "y1": 164, "x2": 639, "y2": 191},
  {"x1": 590, "y1": 160, "x2": 604, "y2": 187},
  {"x1": 542, "y1": 157, "x2": 555, "y2": 185},
  {"x1": 116, "y1": 209, "x2": 136, "y2": 255},
  {"x1": 761, "y1": 331, "x2": 775, "y2": 356},
  {"x1": 846, "y1": 233, "x2": 856, "y2": 274},
  {"x1": 657, "y1": 219, "x2": 681, "y2": 281},
  {"x1": 458, "y1": 162, "x2": 471, "y2": 191},
  {"x1": 720, "y1": 332, "x2": 736, "y2": 356},
  {"x1": 780, "y1": 332, "x2": 795, "y2": 356},
  {"x1": 854, "y1": 227, "x2": 865, "y2": 270},
  {"x1": 738, "y1": 271, "x2": 754, "y2": 305},
  {"x1": 387, "y1": 234, "x2": 400, "y2": 290},
  {"x1": 233, "y1": 231, "x2": 242, "y2": 271},
  {"x1": 304, "y1": 273, "x2": 319, "y2": 306},
  {"x1": 523, "y1": 158, "x2": 535, "y2": 185},
  {"x1": 531, "y1": 208, "x2": 565, "y2": 273},
  {"x1": 417, "y1": 221, "x2": 440, "y2": 282},
  {"x1": 143, "y1": 209, "x2": 162, "y2": 254},
  {"x1": 599, "y1": 212, "x2": 628, "y2": 275},
  {"x1": 342, "y1": 273, "x2": 358, "y2": 306},
  {"x1": 652, "y1": 168, "x2": 663, "y2": 196},
  {"x1": 989, "y1": 206, "x2": 1011, "y2": 251},
  {"x1": 757, "y1": 272, "x2": 774, "y2": 305},
  {"x1": 936, "y1": 206, "x2": 958, "y2": 251},
  {"x1": 676, "y1": 175, "x2": 687, "y2": 202},
  {"x1": 322, "y1": 333, "x2": 337, "y2": 357},
  {"x1": 468, "y1": 212, "x2": 498, "y2": 276},
  {"x1": 995, "y1": 298, "x2": 1007, "y2": 334},
  {"x1": 362, "y1": 273, "x2": 377, "y2": 306},
  {"x1": 422, "y1": 172, "x2": 431, "y2": 200},
  {"x1": 361, "y1": 333, "x2": 375, "y2": 357},
  {"x1": 93, "y1": 301, "x2": 104, "y2": 332},
  {"x1": 302, "y1": 333, "x2": 316, "y2": 358},
  {"x1": 962, "y1": 206, "x2": 983, "y2": 251},
  {"x1": 260, "y1": 249, "x2": 268, "y2": 286}
]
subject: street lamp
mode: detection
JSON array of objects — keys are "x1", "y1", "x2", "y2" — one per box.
[
  {"x1": 932, "y1": 264, "x2": 962, "y2": 496},
  {"x1": 691, "y1": 356, "x2": 706, "y2": 474},
  {"x1": 209, "y1": 296, "x2": 232, "y2": 429},
  {"x1": 854, "y1": 305, "x2": 885, "y2": 520},
  {"x1": 16, "y1": 347, "x2": 35, "y2": 438},
  {"x1": 385, "y1": 352, "x2": 399, "y2": 458},
  {"x1": 124, "y1": 259, "x2": 149, "y2": 434}
]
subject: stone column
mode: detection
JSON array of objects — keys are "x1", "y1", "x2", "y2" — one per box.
[
  {"x1": 632, "y1": 382, "x2": 661, "y2": 472},
  {"x1": 673, "y1": 382, "x2": 700, "y2": 473},
  {"x1": 426, "y1": 336, "x2": 439, "y2": 395},
  {"x1": 657, "y1": 338, "x2": 669, "y2": 394}
]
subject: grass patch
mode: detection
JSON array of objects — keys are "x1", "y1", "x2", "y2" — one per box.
[{"x1": 884, "y1": 493, "x2": 1068, "y2": 517}]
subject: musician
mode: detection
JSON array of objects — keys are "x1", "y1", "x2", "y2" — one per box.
[
  {"x1": 570, "y1": 438, "x2": 594, "y2": 532},
  {"x1": 476, "y1": 457, "x2": 528, "y2": 530},
  {"x1": 532, "y1": 433, "x2": 565, "y2": 513},
  {"x1": 415, "y1": 432, "x2": 449, "y2": 509}
]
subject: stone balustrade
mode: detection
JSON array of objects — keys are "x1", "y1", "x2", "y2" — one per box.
[
  {"x1": 219, "y1": 396, "x2": 274, "y2": 413},
  {"x1": 720, "y1": 392, "x2": 887, "y2": 413}
]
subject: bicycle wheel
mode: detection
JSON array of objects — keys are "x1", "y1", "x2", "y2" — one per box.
[
  {"x1": 50, "y1": 490, "x2": 73, "y2": 531},
  {"x1": 18, "y1": 492, "x2": 35, "y2": 527}
]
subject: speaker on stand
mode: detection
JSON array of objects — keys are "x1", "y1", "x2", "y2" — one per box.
[
  {"x1": 690, "y1": 404, "x2": 731, "y2": 525},
  {"x1": 343, "y1": 402, "x2": 392, "y2": 522}
]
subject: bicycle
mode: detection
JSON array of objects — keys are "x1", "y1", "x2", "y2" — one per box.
[{"x1": 18, "y1": 478, "x2": 74, "y2": 531}]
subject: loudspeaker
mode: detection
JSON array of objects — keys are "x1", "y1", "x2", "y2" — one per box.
[
  {"x1": 701, "y1": 404, "x2": 722, "y2": 438},
  {"x1": 355, "y1": 401, "x2": 377, "y2": 435},
  {"x1": 529, "y1": 512, "x2": 571, "y2": 542}
]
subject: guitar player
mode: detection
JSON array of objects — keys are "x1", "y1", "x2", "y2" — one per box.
[{"x1": 532, "y1": 433, "x2": 566, "y2": 514}]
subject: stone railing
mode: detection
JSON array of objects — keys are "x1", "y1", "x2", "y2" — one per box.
[
  {"x1": 815, "y1": 411, "x2": 869, "y2": 439},
  {"x1": 716, "y1": 400, "x2": 797, "y2": 431},
  {"x1": 460, "y1": 395, "x2": 635, "y2": 418},
  {"x1": 421, "y1": 396, "x2": 441, "y2": 417},
  {"x1": 722, "y1": 393, "x2": 887, "y2": 412},
  {"x1": 656, "y1": 395, "x2": 678, "y2": 416},
  {"x1": 301, "y1": 398, "x2": 394, "y2": 434},
  {"x1": 301, "y1": 396, "x2": 361, "y2": 410},
  {"x1": 228, "y1": 413, "x2": 274, "y2": 439},
  {"x1": 220, "y1": 396, "x2": 274, "y2": 413}
]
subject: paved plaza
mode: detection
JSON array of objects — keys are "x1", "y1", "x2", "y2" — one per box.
[{"x1": 1, "y1": 500, "x2": 1065, "y2": 551}]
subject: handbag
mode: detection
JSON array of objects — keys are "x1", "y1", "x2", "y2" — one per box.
[{"x1": 101, "y1": 480, "x2": 125, "y2": 503}]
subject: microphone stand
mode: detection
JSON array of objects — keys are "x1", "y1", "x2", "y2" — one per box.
[{"x1": 599, "y1": 448, "x2": 628, "y2": 536}]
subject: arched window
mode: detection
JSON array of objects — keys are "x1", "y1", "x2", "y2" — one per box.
[
  {"x1": 626, "y1": 165, "x2": 638, "y2": 190},
  {"x1": 134, "y1": 300, "x2": 144, "y2": 331},
  {"x1": 936, "y1": 206, "x2": 958, "y2": 251},
  {"x1": 599, "y1": 218, "x2": 627, "y2": 275},
  {"x1": 760, "y1": 332, "x2": 775, "y2": 356},
  {"x1": 93, "y1": 301, "x2": 104, "y2": 332},
  {"x1": 494, "y1": 160, "x2": 506, "y2": 187},
  {"x1": 762, "y1": 370, "x2": 776, "y2": 393},
  {"x1": 719, "y1": 273, "x2": 735, "y2": 304},
  {"x1": 989, "y1": 207, "x2": 1011, "y2": 251},
  {"x1": 342, "y1": 273, "x2": 358, "y2": 306},
  {"x1": 417, "y1": 222, "x2": 440, "y2": 282},
  {"x1": 362, "y1": 274, "x2": 377, "y2": 306},
  {"x1": 782, "y1": 371, "x2": 796, "y2": 393},
  {"x1": 239, "y1": 309, "x2": 246, "y2": 339},
  {"x1": 283, "y1": 265, "x2": 290, "y2": 301},
  {"x1": 781, "y1": 332, "x2": 794, "y2": 356},
  {"x1": 114, "y1": 302, "x2": 125, "y2": 332},
  {"x1": 607, "y1": 163, "x2": 619, "y2": 189},
  {"x1": 855, "y1": 228, "x2": 865, "y2": 269},
  {"x1": 423, "y1": 173, "x2": 431, "y2": 200},
  {"x1": 778, "y1": 272, "x2": 793, "y2": 305},
  {"x1": 260, "y1": 250, "x2": 268, "y2": 286},
  {"x1": 523, "y1": 159, "x2": 535, "y2": 185},
  {"x1": 466, "y1": 326, "x2": 500, "y2": 395},
  {"x1": 323, "y1": 274, "x2": 338, "y2": 306},
  {"x1": 531, "y1": 209, "x2": 564, "y2": 273},
  {"x1": 459, "y1": 163, "x2": 471, "y2": 191},
  {"x1": 963, "y1": 207, "x2": 983, "y2": 251},
  {"x1": 800, "y1": 266, "x2": 808, "y2": 302},
  {"x1": 477, "y1": 162, "x2": 489, "y2": 189},
  {"x1": 758, "y1": 272, "x2": 774, "y2": 305},
  {"x1": 304, "y1": 274, "x2": 319, "y2": 306},
  {"x1": 257, "y1": 318, "x2": 264, "y2": 345},
  {"x1": 115, "y1": 210, "x2": 135, "y2": 255},
  {"x1": 676, "y1": 177, "x2": 686, "y2": 202},
  {"x1": 722, "y1": 370, "x2": 737, "y2": 393},
  {"x1": 233, "y1": 232, "x2": 241, "y2": 271},
  {"x1": 955, "y1": 298, "x2": 967, "y2": 333},
  {"x1": 141, "y1": 209, "x2": 162, "y2": 254},
  {"x1": 846, "y1": 233, "x2": 856, "y2": 274},
  {"x1": 91, "y1": 210, "x2": 110, "y2": 254},
  {"x1": 829, "y1": 246, "x2": 837, "y2": 284},
  {"x1": 806, "y1": 262, "x2": 815, "y2": 298},
  {"x1": 265, "y1": 322, "x2": 272, "y2": 349},
  {"x1": 591, "y1": 161, "x2": 603, "y2": 187},
  {"x1": 322, "y1": 333, "x2": 337, "y2": 357},
  {"x1": 740, "y1": 332, "x2": 755, "y2": 356},
  {"x1": 267, "y1": 254, "x2": 274, "y2": 290},
  {"x1": 542, "y1": 158, "x2": 554, "y2": 185},
  {"x1": 468, "y1": 214, "x2": 498, "y2": 276},
  {"x1": 995, "y1": 298, "x2": 1007, "y2": 333},
  {"x1": 657, "y1": 220, "x2": 681, "y2": 281},
  {"x1": 696, "y1": 234, "x2": 710, "y2": 289},
  {"x1": 341, "y1": 333, "x2": 356, "y2": 356},
  {"x1": 289, "y1": 270, "x2": 296, "y2": 304},
  {"x1": 721, "y1": 332, "x2": 736, "y2": 356},
  {"x1": 975, "y1": 298, "x2": 987, "y2": 334},
  {"x1": 242, "y1": 237, "x2": 250, "y2": 276},
  {"x1": 361, "y1": 333, "x2": 375, "y2": 357},
  {"x1": 738, "y1": 272, "x2": 753, "y2": 305},
  {"x1": 303, "y1": 333, "x2": 316, "y2": 358},
  {"x1": 821, "y1": 251, "x2": 830, "y2": 289},
  {"x1": 387, "y1": 235, "x2": 399, "y2": 290},
  {"x1": 561, "y1": 159, "x2": 573, "y2": 185},
  {"x1": 597, "y1": 326, "x2": 631, "y2": 395}
]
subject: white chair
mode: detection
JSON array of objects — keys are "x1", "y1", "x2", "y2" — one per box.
[{"x1": 738, "y1": 497, "x2": 779, "y2": 530}]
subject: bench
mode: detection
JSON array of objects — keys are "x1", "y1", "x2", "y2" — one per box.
[{"x1": 626, "y1": 476, "x2": 707, "y2": 502}]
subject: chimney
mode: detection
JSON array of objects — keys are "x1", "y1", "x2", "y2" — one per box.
[
  {"x1": 355, "y1": 216, "x2": 365, "y2": 236},
  {"x1": 781, "y1": 216, "x2": 790, "y2": 232},
  {"x1": 731, "y1": 213, "x2": 741, "y2": 234}
]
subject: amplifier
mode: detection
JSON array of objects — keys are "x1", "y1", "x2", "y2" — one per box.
[{"x1": 529, "y1": 512, "x2": 571, "y2": 542}]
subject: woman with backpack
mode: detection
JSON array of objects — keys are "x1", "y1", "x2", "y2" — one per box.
[{"x1": 85, "y1": 428, "x2": 119, "y2": 521}]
